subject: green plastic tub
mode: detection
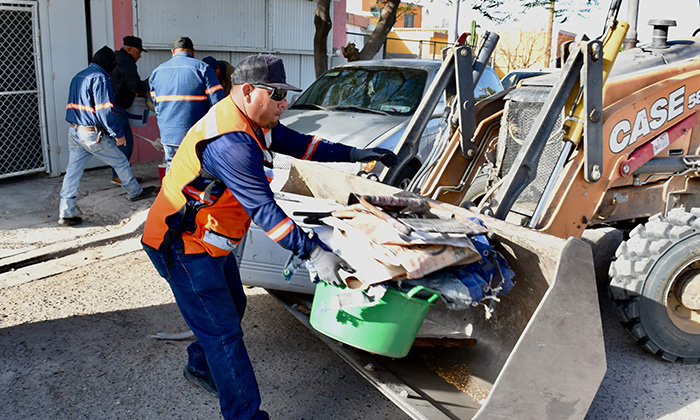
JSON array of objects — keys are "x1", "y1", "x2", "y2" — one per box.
[{"x1": 310, "y1": 282, "x2": 440, "y2": 358}]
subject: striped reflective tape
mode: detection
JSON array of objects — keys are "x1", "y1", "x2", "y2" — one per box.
[
  {"x1": 266, "y1": 217, "x2": 294, "y2": 242},
  {"x1": 301, "y1": 135, "x2": 321, "y2": 160},
  {"x1": 205, "y1": 85, "x2": 223, "y2": 95},
  {"x1": 153, "y1": 95, "x2": 208, "y2": 102}
]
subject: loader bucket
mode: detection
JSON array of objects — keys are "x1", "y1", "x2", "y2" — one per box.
[{"x1": 280, "y1": 161, "x2": 606, "y2": 420}]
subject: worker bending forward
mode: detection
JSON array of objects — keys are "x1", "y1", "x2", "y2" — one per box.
[{"x1": 141, "y1": 54, "x2": 397, "y2": 420}]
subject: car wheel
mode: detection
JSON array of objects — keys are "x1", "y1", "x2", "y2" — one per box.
[{"x1": 391, "y1": 165, "x2": 417, "y2": 190}]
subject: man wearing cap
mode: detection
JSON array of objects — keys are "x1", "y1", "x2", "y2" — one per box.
[
  {"x1": 149, "y1": 36, "x2": 225, "y2": 169},
  {"x1": 202, "y1": 55, "x2": 235, "y2": 96},
  {"x1": 110, "y1": 35, "x2": 149, "y2": 185},
  {"x1": 60, "y1": 46, "x2": 156, "y2": 226},
  {"x1": 141, "y1": 53, "x2": 397, "y2": 420}
]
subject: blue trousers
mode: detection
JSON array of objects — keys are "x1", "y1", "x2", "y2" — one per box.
[
  {"x1": 112, "y1": 108, "x2": 133, "y2": 179},
  {"x1": 143, "y1": 241, "x2": 268, "y2": 420}
]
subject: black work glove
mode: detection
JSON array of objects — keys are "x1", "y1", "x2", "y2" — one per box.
[{"x1": 349, "y1": 147, "x2": 398, "y2": 167}]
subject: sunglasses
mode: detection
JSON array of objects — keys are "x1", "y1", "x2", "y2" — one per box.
[{"x1": 254, "y1": 85, "x2": 287, "y2": 101}]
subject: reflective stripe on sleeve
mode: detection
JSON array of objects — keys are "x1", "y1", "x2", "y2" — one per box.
[
  {"x1": 266, "y1": 217, "x2": 294, "y2": 242},
  {"x1": 301, "y1": 135, "x2": 321, "y2": 160},
  {"x1": 205, "y1": 85, "x2": 223, "y2": 95},
  {"x1": 66, "y1": 103, "x2": 96, "y2": 113},
  {"x1": 95, "y1": 101, "x2": 114, "y2": 111},
  {"x1": 153, "y1": 95, "x2": 208, "y2": 102}
]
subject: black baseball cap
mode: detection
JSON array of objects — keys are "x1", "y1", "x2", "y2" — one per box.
[
  {"x1": 202, "y1": 56, "x2": 219, "y2": 71},
  {"x1": 123, "y1": 35, "x2": 146, "y2": 52},
  {"x1": 171, "y1": 36, "x2": 194, "y2": 50},
  {"x1": 231, "y1": 54, "x2": 301, "y2": 91}
]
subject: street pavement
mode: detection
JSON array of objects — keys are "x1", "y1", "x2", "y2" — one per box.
[{"x1": 1, "y1": 161, "x2": 699, "y2": 419}]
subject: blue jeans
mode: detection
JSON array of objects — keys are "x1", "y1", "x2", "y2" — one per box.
[
  {"x1": 112, "y1": 107, "x2": 133, "y2": 178},
  {"x1": 159, "y1": 125, "x2": 189, "y2": 173},
  {"x1": 59, "y1": 126, "x2": 143, "y2": 218},
  {"x1": 163, "y1": 144, "x2": 178, "y2": 173},
  {"x1": 143, "y1": 241, "x2": 268, "y2": 420}
]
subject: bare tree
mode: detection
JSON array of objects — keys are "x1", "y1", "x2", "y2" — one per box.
[
  {"x1": 521, "y1": 0, "x2": 597, "y2": 65},
  {"x1": 357, "y1": 0, "x2": 403, "y2": 61},
  {"x1": 313, "y1": 0, "x2": 333, "y2": 78},
  {"x1": 495, "y1": 30, "x2": 548, "y2": 73}
]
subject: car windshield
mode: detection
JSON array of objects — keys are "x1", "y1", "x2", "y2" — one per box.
[{"x1": 291, "y1": 66, "x2": 428, "y2": 116}]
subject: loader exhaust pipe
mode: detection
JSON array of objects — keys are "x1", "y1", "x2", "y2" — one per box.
[
  {"x1": 623, "y1": 0, "x2": 639, "y2": 49},
  {"x1": 649, "y1": 19, "x2": 677, "y2": 49}
]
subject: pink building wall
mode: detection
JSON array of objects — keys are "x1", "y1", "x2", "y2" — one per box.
[
  {"x1": 112, "y1": 0, "x2": 164, "y2": 165},
  {"x1": 333, "y1": 0, "x2": 347, "y2": 53}
]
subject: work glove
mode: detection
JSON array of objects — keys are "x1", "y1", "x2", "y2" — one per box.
[
  {"x1": 306, "y1": 246, "x2": 347, "y2": 286},
  {"x1": 305, "y1": 233, "x2": 355, "y2": 286},
  {"x1": 349, "y1": 147, "x2": 398, "y2": 167}
]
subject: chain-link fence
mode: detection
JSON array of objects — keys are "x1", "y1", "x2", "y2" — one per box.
[{"x1": 0, "y1": 1, "x2": 47, "y2": 179}]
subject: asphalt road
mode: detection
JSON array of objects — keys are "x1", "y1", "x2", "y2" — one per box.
[
  {"x1": 0, "y1": 244, "x2": 408, "y2": 420},
  {"x1": 1, "y1": 239, "x2": 699, "y2": 419}
]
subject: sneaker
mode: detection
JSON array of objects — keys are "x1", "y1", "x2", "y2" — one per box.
[
  {"x1": 112, "y1": 176, "x2": 143, "y2": 185},
  {"x1": 129, "y1": 186, "x2": 157, "y2": 202},
  {"x1": 183, "y1": 365, "x2": 218, "y2": 397},
  {"x1": 58, "y1": 216, "x2": 83, "y2": 226}
]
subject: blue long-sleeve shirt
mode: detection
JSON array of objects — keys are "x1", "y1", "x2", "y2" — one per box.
[
  {"x1": 65, "y1": 63, "x2": 123, "y2": 138},
  {"x1": 149, "y1": 52, "x2": 225, "y2": 146},
  {"x1": 200, "y1": 123, "x2": 354, "y2": 258}
]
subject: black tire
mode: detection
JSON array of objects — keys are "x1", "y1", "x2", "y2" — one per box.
[
  {"x1": 391, "y1": 165, "x2": 417, "y2": 190},
  {"x1": 609, "y1": 208, "x2": 700, "y2": 363}
]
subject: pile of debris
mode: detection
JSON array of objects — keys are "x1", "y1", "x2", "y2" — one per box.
[{"x1": 298, "y1": 195, "x2": 515, "y2": 311}]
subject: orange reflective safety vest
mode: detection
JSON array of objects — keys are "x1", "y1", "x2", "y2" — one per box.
[{"x1": 142, "y1": 96, "x2": 273, "y2": 257}]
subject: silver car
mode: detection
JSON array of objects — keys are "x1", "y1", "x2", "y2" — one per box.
[
  {"x1": 274, "y1": 59, "x2": 503, "y2": 189},
  {"x1": 238, "y1": 59, "x2": 503, "y2": 292}
]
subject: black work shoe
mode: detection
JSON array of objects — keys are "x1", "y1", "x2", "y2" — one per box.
[
  {"x1": 129, "y1": 186, "x2": 158, "y2": 202},
  {"x1": 183, "y1": 365, "x2": 218, "y2": 397},
  {"x1": 58, "y1": 216, "x2": 83, "y2": 226}
]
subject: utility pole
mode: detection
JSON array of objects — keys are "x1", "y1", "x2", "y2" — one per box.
[{"x1": 451, "y1": 0, "x2": 461, "y2": 42}]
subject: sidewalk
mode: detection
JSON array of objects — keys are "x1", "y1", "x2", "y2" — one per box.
[{"x1": 0, "y1": 161, "x2": 160, "y2": 279}]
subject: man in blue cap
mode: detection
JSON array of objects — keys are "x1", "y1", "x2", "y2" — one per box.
[{"x1": 149, "y1": 36, "x2": 225, "y2": 170}]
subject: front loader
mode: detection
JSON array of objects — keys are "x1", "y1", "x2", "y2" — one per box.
[{"x1": 416, "y1": 0, "x2": 700, "y2": 365}]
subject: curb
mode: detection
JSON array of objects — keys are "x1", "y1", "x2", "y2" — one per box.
[{"x1": 0, "y1": 210, "x2": 149, "y2": 275}]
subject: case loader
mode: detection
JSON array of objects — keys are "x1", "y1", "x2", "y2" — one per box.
[
  {"x1": 414, "y1": 1, "x2": 700, "y2": 365},
  {"x1": 251, "y1": 1, "x2": 699, "y2": 418}
]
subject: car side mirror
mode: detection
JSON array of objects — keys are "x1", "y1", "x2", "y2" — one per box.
[{"x1": 290, "y1": 93, "x2": 300, "y2": 105}]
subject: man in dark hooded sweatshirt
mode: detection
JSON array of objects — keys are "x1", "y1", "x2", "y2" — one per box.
[
  {"x1": 109, "y1": 36, "x2": 149, "y2": 184},
  {"x1": 59, "y1": 46, "x2": 156, "y2": 226}
]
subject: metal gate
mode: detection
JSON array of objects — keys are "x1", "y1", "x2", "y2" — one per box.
[{"x1": 0, "y1": 1, "x2": 48, "y2": 179}]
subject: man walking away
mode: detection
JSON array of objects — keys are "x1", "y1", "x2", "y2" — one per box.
[
  {"x1": 59, "y1": 46, "x2": 156, "y2": 226},
  {"x1": 142, "y1": 53, "x2": 397, "y2": 419},
  {"x1": 149, "y1": 36, "x2": 225, "y2": 170},
  {"x1": 110, "y1": 35, "x2": 149, "y2": 185}
]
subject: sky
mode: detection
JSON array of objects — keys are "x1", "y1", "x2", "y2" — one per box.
[{"x1": 347, "y1": 0, "x2": 698, "y2": 45}]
